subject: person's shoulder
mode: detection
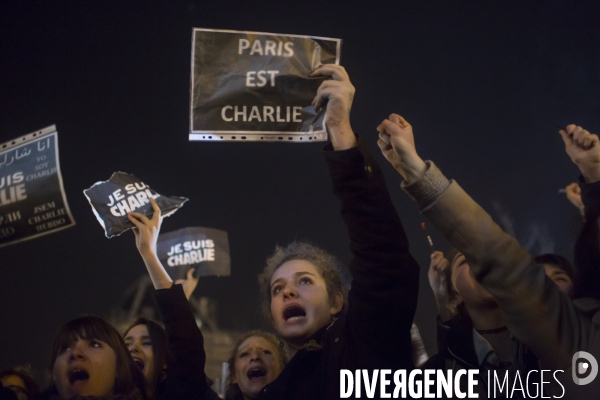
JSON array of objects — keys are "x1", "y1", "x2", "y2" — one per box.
[
  {"x1": 0, "y1": 386, "x2": 18, "y2": 400},
  {"x1": 573, "y1": 297, "x2": 600, "y2": 319},
  {"x1": 320, "y1": 309, "x2": 348, "y2": 347}
]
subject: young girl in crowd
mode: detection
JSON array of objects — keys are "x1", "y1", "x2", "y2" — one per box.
[
  {"x1": 242, "y1": 64, "x2": 420, "y2": 399},
  {"x1": 127, "y1": 199, "x2": 285, "y2": 400},
  {"x1": 127, "y1": 64, "x2": 418, "y2": 399},
  {"x1": 224, "y1": 331, "x2": 286, "y2": 400},
  {"x1": 123, "y1": 318, "x2": 168, "y2": 398},
  {"x1": 42, "y1": 315, "x2": 148, "y2": 400}
]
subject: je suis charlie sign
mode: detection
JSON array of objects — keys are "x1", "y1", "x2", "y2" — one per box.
[
  {"x1": 0, "y1": 125, "x2": 75, "y2": 248},
  {"x1": 190, "y1": 28, "x2": 341, "y2": 142},
  {"x1": 157, "y1": 227, "x2": 231, "y2": 280},
  {"x1": 83, "y1": 172, "x2": 188, "y2": 238}
]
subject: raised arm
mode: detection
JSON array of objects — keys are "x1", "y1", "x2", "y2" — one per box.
[
  {"x1": 310, "y1": 64, "x2": 357, "y2": 151},
  {"x1": 129, "y1": 199, "x2": 216, "y2": 400},
  {"x1": 128, "y1": 198, "x2": 173, "y2": 290},
  {"x1": 564, "y1": 182, "x2": 585, "y2": 217},
  {"x1": 377, "y1": 115, "x2": 594, "y2": 369},
  {"x1": 561, "y1": 124, "x2": 600, "y2": 300},
  {"x1": 428, "y1": 251, "x2": 456, "y2": 323},
  {"x1": 313, "y1": 67, "x2": 420, "y2": 369},
  {"x1": 560, "y1": 124, "x2": 600, "y2": 184}
]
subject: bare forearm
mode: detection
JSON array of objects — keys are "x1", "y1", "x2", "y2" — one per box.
[
  {"x1": 329, "y1": 123, "x2": 357, "y2": 151},
  {"x1": 140, "y1": 251, "x2": 173, "y2": 290},
  {"x1": 580, "y1": 166, "x2": 600, "y2": 183}
]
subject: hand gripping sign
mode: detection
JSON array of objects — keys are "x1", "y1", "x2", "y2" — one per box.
[
  {"x1": 84, "y1": 172, "x2": 188, "y2": 238},
  {"x1": 156, "y1": 227, "x2": 231, "y2": 280},
  {"x1": 190, "y1": 28, "x2": 341, "y2": 142},
  {"x1": 0, "y1": 125, "x2": 75, "y2": 248}
]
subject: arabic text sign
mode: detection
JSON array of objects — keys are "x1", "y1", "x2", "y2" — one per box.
[
  {"x1": 0, "y1": 125, "x2": 75, "y2": 247},
  {"x1": 157, "y1": 227, "x2": 231, "y2": 280},
  {"x1": 83, "y1": 172, "x2": 188, "y2": 238},
  {"x1": 190, "y1": 28, "x2": 341, "y2": 142}
]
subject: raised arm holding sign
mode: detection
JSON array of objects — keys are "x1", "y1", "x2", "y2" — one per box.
[
  {"x1": 125, "y1": 198, "x2": 218, "y2": 400},
  {"x1": 83, "y1": 172, "x2": 188, "y2": 238},
  {"x1": 128, "y1": 198, "x2": 174, "y2": 291},
  {"x1": 310, "y1": 64, "x2": 356, "y2": 150},
  {"x1": 127, "y1": 199, "x2": 284, "y2": 400},
  {"x1": 255, "y1": 65, "x2": 420, "y2": 400}
]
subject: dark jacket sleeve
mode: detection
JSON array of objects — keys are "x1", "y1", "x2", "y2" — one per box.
[
  {"x1": 323, "y1": 139, "x2": 420, "y2": 369},
  {"x1": 580, "y1": 177, "x2": 600, "y2": 216},
  {"x1": 0, "y1": 387, "x2": 17, "y2": 400},
  {"x1": 435, "y1": 316, "x2": 453, "y2": 357},
  {"x1": 574, "y1": 178, "x2": 600, "y2": 299},
  {"x1": 154, "y1": 284, "x2": 220, "y2": 400}
]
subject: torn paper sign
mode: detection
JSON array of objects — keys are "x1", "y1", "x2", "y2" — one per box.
[{"x1": 83, "y1": 172, "x2": 188, "y2": 238}]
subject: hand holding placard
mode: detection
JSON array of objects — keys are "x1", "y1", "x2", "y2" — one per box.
[
  {"x1": 83, "y1": 172, "x2": 188, "y2": 238},
  {"x1": 127, "y1": 197, "x2": 172, "y2": 291},
  {"x1": 127, "y1": 200, "x2": 229, "y2": 297},
  {"x1": 128, "y1": 198, "x2": 162, "y2": 258},
  {"x1": 311, "y1": 64, "x2": 357, "y2": 150},
  {"x1": 175, "y1": 268, "x2": 200, "y2": 300}
]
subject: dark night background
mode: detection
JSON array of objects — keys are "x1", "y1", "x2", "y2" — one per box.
[{"x1": 1, "y1": 0, "x2": 599, "y2": 379}]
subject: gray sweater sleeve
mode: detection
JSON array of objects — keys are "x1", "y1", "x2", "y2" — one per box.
[{"x1": 402, "y1": 161, "x2": 593, "y2": 370}]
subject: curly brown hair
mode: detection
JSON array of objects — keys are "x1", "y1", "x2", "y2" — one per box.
[{"x1": 257, "y1": 241, "x2": 349, "y2": 320}]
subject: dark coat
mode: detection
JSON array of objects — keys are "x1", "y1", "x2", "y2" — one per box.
[
  {"x1": 574, "y1": 177, "x2": 600, "y2": 299},
  {"x1": 423, "y1": 315, "x2": 540, "y2": 399},
  {"x1": 0, "y1": 387, "x2": 17, "y2": 400},
  {"x1": 154, "y1": 285, "x2": 220, "y2": 400},
  {"x1": 36, "y1": 388, "x2": 145, "y2": 400},
  {"x1": 256, "y1": 140, "x2": 420, "y2": 400}
]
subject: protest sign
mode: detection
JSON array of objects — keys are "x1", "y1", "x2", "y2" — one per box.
[
  {"x1": 83, "y1": 172, "x2": 188, "y2": 238},
  {"x1": 0, "y1": 125, "x2": 75, "y2": 248},
  {"x1": 190, "y1": 28, "x2": 341, "y2": 142},
  {"x1": 157, "y1": 227, "x2": 231, "y2": 280}
]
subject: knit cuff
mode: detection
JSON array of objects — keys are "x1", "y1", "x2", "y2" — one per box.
[{"x1": 401, "y1": 161, "x2": 451, "y2": 210}]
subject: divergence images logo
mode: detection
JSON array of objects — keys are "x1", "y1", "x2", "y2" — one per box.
[{"x1": 572, "y1": 351, "x2": 598, "y2": 386}]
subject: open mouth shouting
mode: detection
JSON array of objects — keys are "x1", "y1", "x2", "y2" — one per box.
[
  {"x1": 132, "y1": 357, "x2": 145, "y2": 371},
  {"x1": 283, "y1": 305, "x2": 306, "y2": 323},
  {"x1": 68, "y1": 367, "x2": 90, "y2": 390},
  {"x1": 246, "y1": 366, "x2": 267, "y2": 382}
]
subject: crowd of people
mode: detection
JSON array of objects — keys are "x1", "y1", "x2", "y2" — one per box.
[{"x1": 2, "y1": 64, "x2": 599, "y2": 400}]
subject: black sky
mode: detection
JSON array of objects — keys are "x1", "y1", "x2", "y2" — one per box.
[{"x1": 1, "y1": 0, "x2": 599, "y2": 376}]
